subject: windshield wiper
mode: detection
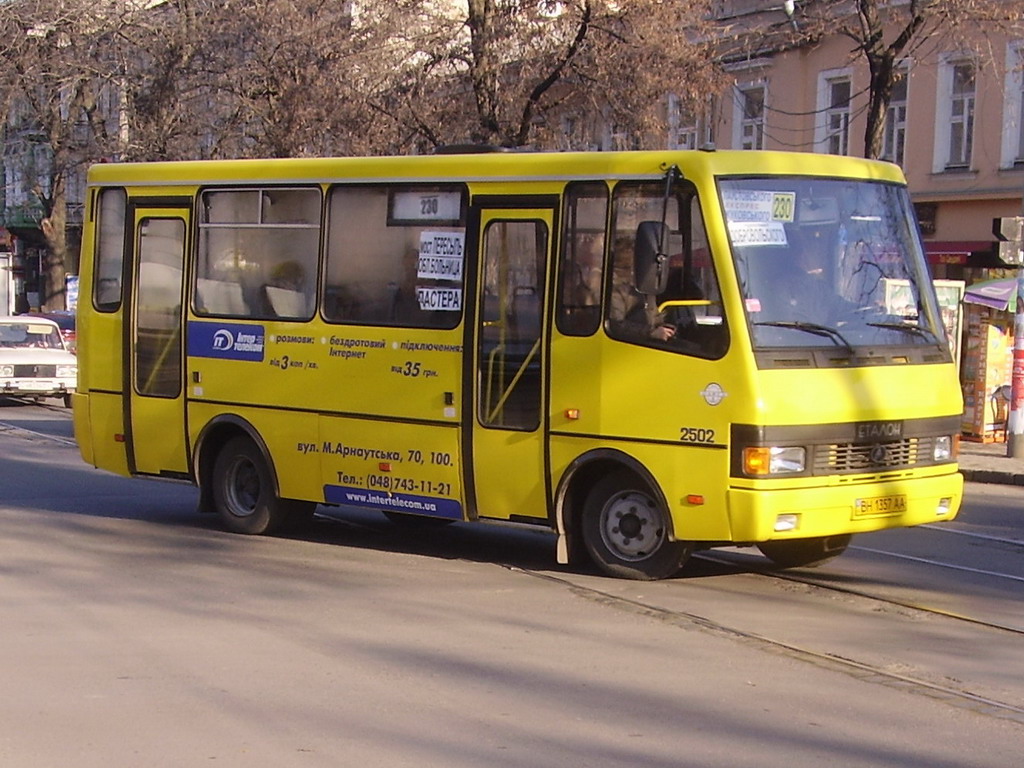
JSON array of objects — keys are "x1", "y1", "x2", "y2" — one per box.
[
  {"x1": 754, "y1": 321, "x2": 853, "y2": 350},
  {"x1": 866, "y1": 321, "x2": 937, "y2": 342}
]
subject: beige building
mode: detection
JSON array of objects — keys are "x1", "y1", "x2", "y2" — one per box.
[{"x1": 684, "y1": 3, "x2": 1024, "y2": 277}]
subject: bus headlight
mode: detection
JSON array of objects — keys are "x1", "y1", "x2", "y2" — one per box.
[
  {"x1": 57, "y1": 365, "x2": 77, "y2": 378},
  {"x1": 0, "y1": 364, "x2": 12, "y2": 377},
  {"x1": 743, "y1": 446, "x2": 806, "y2": 475},
  {"x1": 933, "y1": 435, "x2": 955, "y2": 462}
]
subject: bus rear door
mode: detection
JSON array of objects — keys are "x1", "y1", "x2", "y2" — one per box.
[
  {"x1": 126, "y1": 203, "x2": 190, "y2": 476},
  {"x1": 468, "y1": 202, "x2": 555, "y2": 522}
]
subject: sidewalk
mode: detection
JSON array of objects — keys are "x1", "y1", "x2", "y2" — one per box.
[{"x1": 959, "y1": 439, "x2": 1024, "y2": 486}]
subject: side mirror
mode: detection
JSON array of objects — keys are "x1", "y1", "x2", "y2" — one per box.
[{"x1": 635, "y1": 221, "x2": 670, "y2": 295}]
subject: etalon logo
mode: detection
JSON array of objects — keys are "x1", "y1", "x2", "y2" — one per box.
[
  {"x1": 869, "y1": 444, "x2": 889, "y2": 464},
  {"x1": 700, "y1": 383, "x2": 727, "y2": 406},
  {"x1": 212, "y1": 329, "x2": 235, "y2": 351}
]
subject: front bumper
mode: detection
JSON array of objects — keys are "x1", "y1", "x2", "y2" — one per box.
[
  {"x1": 2, "y1": 379, "x2": 76, "y2": 398},
  {"x1": 727, "y1": 468, "x2": 963, "y2": 542}
]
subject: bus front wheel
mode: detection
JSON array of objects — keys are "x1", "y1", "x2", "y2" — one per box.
[
  {"x1": 757, "y1": 534, "x2": 852, "y2": 569},
  {"x1": 212, "y1": 436, "x2": 312, "y2": 535},
  {"x1": 581, "y1": 471, "x2": 692, "y2": 581}
]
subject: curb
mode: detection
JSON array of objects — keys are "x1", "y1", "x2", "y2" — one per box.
[{"x1": 960, "y1": 468, "x2": 1024, "y2": 487}]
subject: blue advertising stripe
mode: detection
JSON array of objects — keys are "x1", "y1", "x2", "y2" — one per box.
[
  {"x1": 187, "y1": 321, "x2": 266, "y2": 362},
  {"x1": 324, "y1": 485, "x2": 463, "y2": 520}
]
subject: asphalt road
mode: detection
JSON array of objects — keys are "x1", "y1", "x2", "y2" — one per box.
[{"x1": 1, "y1": 400, "x2": 1022, "y2": 767}]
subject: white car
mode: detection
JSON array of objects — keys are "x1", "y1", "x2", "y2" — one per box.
[{"x1": 0, "y1": 316, "x2": 78, "y2": 407}]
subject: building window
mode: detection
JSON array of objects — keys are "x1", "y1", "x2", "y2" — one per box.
[
  {"x1": 4, "y1": 165, "x2": 25, "y2": 207},
  {"x1": 1018, "y1": 71, "x2": 1024, "y2": 165},
  {"x1": 935, "y1": 56, "x2": 976, "y2": 172},
  {"x1": 882, "y1": 70, "x2": 908, "y2": 166},
  {"x1": 1017, "y1": 73, "x2": 1024, "y2": 165},
  {"x1": 826, "y1": 78, "x2": 851, "y2": 155},
  {"x1": 668, "y1": 94, "x2": 715, "y2": 150},
  {"x1": 668, "y1": 94, "x2": 699, "y2": 149},
  {"x1": 1000, "y1": 41, "x2": 1024, "y2": 168},
  {"x1": 914, "y1": 202, "x2": 937, "y2": 237},
  {"x1": 560, "y1": 115, "x2": 596, "y2": 151},
  {"x1": 605, "y1": 122, "x2": 640, "y2": 151},
  {"x1": 948, "y1": 62, "x2": 975, "y2": 168},
  {"x1": 816, "y1": 70, "x2": 852, "y2": 156},
  {"x1": 735, "y1": 84, "x2": 765, "y2": 150}
]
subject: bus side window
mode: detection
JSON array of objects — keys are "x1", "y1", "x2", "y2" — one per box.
[
  {"x1": 94, "y1": 188, "x2": 127, "y2": 312},
  {"x1": 606, "y1": 183, "x2": 727, "y2": 358},
  {"x1": 672, "y1": 196, "x2": 728, "y2": 358},
  {"x1": 557, "y1": 182, "x2": 607, "y2": 337},
  {"x1": 324, "y1": 185, "x2": 465, "y2": 329},
  {"x1": 194, "y1": 188, "x2": 320, "y2": 321}
]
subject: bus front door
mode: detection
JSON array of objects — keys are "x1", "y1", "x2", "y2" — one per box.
[
  {"x1": 126, "y1": 206, "x2": 190, "y2": 476},
  {"x1": 469, "y1": 207, "x2": 554, "y2": 522}
]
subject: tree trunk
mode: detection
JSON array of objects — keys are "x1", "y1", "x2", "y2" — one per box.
[
  {"x1": 466, "y1": 0, "x2": 502, "y2": 144},
  {"x1": 41, "y1": 178, "x2": 68, "y2": 312},
  {"x1": 863, "y1": 54, "x2": 893, "y2": 160}
]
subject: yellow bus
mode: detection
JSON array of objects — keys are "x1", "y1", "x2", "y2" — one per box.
[{"x1": 73, "y1": 149, "x2": 963, "y2": 580}]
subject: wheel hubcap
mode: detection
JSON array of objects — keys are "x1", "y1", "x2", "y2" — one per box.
[
  {"x1": 599, "y1": 490, "x2": 666, "y2": 561},
  {"x1": 226, "y1": 457, "x2": 260, "y2": 518}
]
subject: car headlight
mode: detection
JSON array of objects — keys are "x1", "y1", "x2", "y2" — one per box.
[
  {"x1": 743, "y1": 445, "x2": 806, "y2": 475},
  {"x1": 0, "y1": 364, "x2": 12, "y2": 377},
  {"x1": 57, "y1": 365, "x2": 78, "y2": 378}
]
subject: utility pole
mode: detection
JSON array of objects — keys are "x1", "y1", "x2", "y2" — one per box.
[{"x1": 994, "y1": 215, "x2": 1024, "y2": 456}]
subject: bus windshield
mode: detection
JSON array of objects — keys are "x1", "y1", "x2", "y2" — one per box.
[{"x1": 719, "y1": 176, "x2": 946, "y2": 354}]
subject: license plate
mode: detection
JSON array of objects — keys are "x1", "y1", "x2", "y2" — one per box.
[{"x1": 853, "y1": 494, "x2": 907, "y2": 518}]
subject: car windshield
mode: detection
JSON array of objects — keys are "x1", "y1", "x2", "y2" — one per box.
[
  {"x1": 0, "y1": 322, "x2": 65, "y2": 349},
  {"x1": 719, "y1": 176, "x2": 946, "y2": 352}
]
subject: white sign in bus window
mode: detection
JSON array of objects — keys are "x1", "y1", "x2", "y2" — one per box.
[
  {"x1": 391, "y1": 190, "x2": 463, "y2": 223},
  {"x1": 417, "y1": 286, "x2": 462, "y2": 312},
  {"x1": 722, "y1": 190, "x2": 796, "y2": 223},
  {"x1": 418, "y1": 231, "x2": 465, "y2": 281},
  {"x1": 727, "y1": 220, "x2": 789, "y2": 247}
]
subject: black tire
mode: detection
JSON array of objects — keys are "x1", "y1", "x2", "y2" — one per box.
[
  {"x1": 581, "y1": 471, "x2": 692, "y2": 580},
  {"x1": 757, "y1": 534, "x2": 852, "y2": 569},
  {"x1": 62, "y1": 394, "x2": 72, "y2": 408},
  {"x1": 211, "y1": 436, "x2": 312, "y2": 535}
]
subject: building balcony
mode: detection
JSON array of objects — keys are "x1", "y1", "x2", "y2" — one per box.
[
  {"x1": 1, "y1": 202, "x2": 84, "y2": 231},
  {"x1": 1, "y1": 203, "x2": 46, "y2": 230}
]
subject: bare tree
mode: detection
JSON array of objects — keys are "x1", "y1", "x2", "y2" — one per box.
[
  {"x1": 112, "y1": 0, "x2": 205, "y2": 161},
  {"x1": 183, "y1": 0, "x2": 426, "y2": 158},
  {"x1": 375, "y1": 0, "x2": 722, "y2": 151},
  {"x1": 0, "y1": 0, "x2": 129, "y2": 309},
  {"x1": 787, "y1": 0, "x2": 1024, "y2": 159}
]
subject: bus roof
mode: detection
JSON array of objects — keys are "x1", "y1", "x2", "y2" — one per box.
[{"x1": 86, "y1": 149, "x2": 907, "y2": 188}]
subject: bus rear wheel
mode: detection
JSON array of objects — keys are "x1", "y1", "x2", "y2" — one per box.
[
  {"x1": 757, "y1": 534, "x2": 852, "y2": 569},
  {"x1": 581, "y1": 471, "x2": 692, "y2": 581},
  {"x1": 212, "y1": 436, "x2": 313, "y2": 535}
]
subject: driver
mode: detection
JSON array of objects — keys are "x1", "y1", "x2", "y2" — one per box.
[
  {"x1": 759, "y1": 228, "x2": 832, "y2": 323},
  {"x1": 607, "y1": 235, "x2": 676, "y2": 342}
]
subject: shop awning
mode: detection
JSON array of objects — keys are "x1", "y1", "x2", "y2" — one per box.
[
  {"x1": 964, "y1": 277, "x2": 1020, "y2": 312},
  {"x1": 923, "y1": 241, "x2": 994, "y2": 265}
]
